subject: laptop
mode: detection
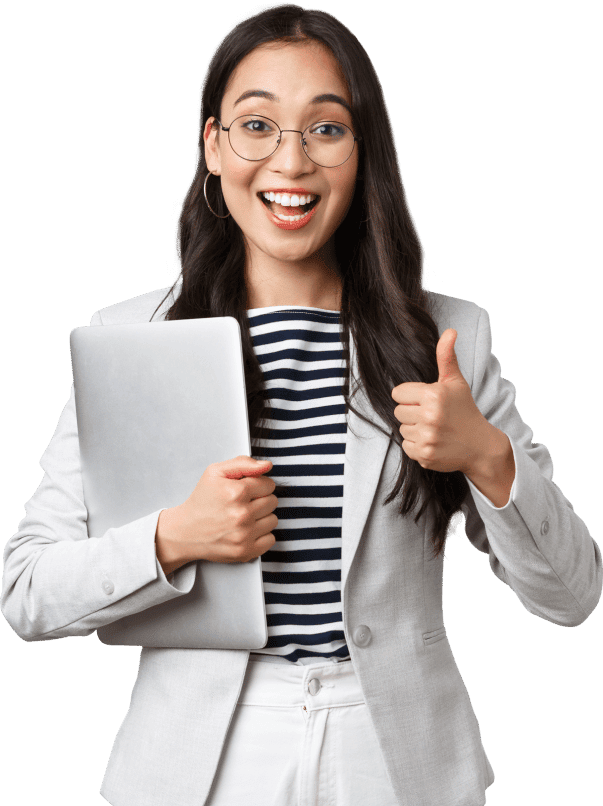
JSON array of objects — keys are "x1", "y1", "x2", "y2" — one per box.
[{"x1": 69, "y1": 316, "x2": 268, "y2": 650}]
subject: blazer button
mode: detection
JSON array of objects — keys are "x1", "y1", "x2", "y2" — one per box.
[
  {"x1": 352, "y1": 624, "x2": 372, "y2": 647},
  {"x1": 102, "y1": 580, "x2": 114, "y2": 595},
  {"x1": 540, "y1": 519, "x2": 550, "y2": 536}
]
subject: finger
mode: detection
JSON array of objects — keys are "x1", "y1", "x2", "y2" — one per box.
[
  {"x1": 401, "y1": 438, "x2": 417, "y2": 462},
  {"x1": 398, "y1": 423, "x2": 418, "y2": 442},
  {"x1": 391, "y1": 381, "x2": 428, "y2": 404},
  {"x1": 436, "y1": 329, "x2": 463, "y2": 383},
  {"x1": 394, "y1": 404, "x2": 420, "y2": 425}
]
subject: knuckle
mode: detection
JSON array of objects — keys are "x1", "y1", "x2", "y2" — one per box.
[
  {"x1": 227, "y1": 486, "x2": 242, "y2": 503},
  {"x1": 423, "y1": 407, "x2": 440, "y2": 427},
  {"x1": 232, "y1": 506, "x2": 249, "y2": 527},
  {"x1": 427, "y1": 386, "x2": 442, "y2": 403},
  {"x1": 231, "y1": 526, "x2": 246, "y2": 545},
  {"x1": 425, "y1": 426, "x2": 439, "y2": 444},
  {"x1": 424, "y1": 388, "x2": 437, "y2": 406}
]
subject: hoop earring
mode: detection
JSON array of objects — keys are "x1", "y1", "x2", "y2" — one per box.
[{"x1": 203, "y1": 171, "x2": 231, "y2": 218}]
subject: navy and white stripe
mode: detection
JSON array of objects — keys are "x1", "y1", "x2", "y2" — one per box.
[{"x1": 246, "y1": 306, "x2": 351, "y2": 664}]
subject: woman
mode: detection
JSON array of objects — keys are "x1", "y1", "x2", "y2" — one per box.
[{"x1": 2, "y1": 4, "x2": 601, "y2": 806}]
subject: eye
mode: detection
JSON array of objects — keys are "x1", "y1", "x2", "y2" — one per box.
[
  {"x1": 240, "y1": 118, "x2": 274, "y2": 134},
  {"x1": 309, "y1": 122, "x2": 346, "y2": 138}
]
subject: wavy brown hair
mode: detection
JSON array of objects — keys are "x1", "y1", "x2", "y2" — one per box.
[{"x1": 150, "y1": 4, "x2": 469, "y2": 559}]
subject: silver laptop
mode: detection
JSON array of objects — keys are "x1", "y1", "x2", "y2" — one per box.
[{"x1": 69, "y1": 316, "x2": 268, "y2": 650}]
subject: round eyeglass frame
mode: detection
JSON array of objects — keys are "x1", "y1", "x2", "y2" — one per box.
[{"x1": 215, "y1": 115, "x2": 362, "y2": 168}]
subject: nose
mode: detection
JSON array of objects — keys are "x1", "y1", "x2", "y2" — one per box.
[{"x1": 269, "y1": 129, "x2": 315, "y2": 174}]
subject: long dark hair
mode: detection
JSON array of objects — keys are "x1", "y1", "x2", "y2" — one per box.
[{"x1": 150, "y1": 4, "x2": 469, "y2": 559}]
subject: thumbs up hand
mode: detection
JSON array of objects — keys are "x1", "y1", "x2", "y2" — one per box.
[{"x1": 391, "y1": 329, "x2": 496, "y2": 475}]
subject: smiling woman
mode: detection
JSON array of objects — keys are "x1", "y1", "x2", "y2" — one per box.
[
  {"x1": 2, "y1": 4, "x2": 601, "y2": 806},
  {"x1": 203, "y1": 38, "x2": 360, "y2": 301}
]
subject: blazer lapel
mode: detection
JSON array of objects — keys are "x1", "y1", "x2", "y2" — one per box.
[{"x1": 341, "y1": 330, "x2": 393, "y2": 598}]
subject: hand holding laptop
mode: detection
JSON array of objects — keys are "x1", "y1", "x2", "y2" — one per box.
[
  {"x1": 71, "y1": 315, "x2": 271, "y2": 648},
  {"x1": 156, "y1": 456, "x2": 278, "y2": 574}
]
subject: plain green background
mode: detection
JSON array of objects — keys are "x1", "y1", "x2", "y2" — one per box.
[{"x1": 1, "y1": 2, "x2": 601, "y2": 804}]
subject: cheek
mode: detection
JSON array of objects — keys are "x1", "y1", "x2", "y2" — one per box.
[
  {"x1": 334, "y1": 158, "x2": 358, "y2": 198},
  {"x1": 332, "y1": 167, "x2": 358, "y2": 215},
  {"x1": 221, "y1": 164, "x2": 256, "y2": 205}
]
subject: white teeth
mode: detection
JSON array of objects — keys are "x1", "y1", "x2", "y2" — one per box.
[
  {"x1": 262, "y1": 191, "x2": 316, "y2": 204},
  {"x1": 275, "y1": 209, "x2": 312, "y2": 221}
]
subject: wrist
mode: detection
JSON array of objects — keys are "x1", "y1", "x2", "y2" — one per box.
[
  {"x1": 465, "y1": 425, "x2": 515, "y2": 508},
  {"x1": 467, "y1": 424, "x2": 510, "y2": 480},
  {"x1": 155, "y1": 506, "x2": 190, "y2": 576}
]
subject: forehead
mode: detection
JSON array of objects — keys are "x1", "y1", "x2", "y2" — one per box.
[{"x1": 222, "y1": 40, "x2": 351, "y2": 112}]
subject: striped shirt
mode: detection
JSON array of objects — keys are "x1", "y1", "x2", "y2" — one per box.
[{"x1": 246, "y1": 306, "x2": 351, "y2": 666}]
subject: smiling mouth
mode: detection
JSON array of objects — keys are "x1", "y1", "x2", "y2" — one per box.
[{"x1": 258, "y1": 192, "x2": 321, "y2": 220}]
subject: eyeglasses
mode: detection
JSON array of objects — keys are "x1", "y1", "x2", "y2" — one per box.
[{"x1": 216, "y1": 114, "x2": 361, "y2": 168}]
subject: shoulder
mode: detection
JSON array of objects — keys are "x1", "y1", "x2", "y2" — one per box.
[
  {"x1": 425, "y1": 288, "x2": 487, "y2": 345},
  {"x1": 92, "y1": 283, "x2": 180, "y2": 325},
  {"x1": 425, "y1": 289, "x2": 483, "y2": 331}
]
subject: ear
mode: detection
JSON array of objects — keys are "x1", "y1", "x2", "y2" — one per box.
[{"x1": 203, "y1": 117, "x2": 222, "y2": 175}]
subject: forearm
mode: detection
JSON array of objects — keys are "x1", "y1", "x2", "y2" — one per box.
[{"x1": 3, "y1": 509, "x2": 190, "y2": 641}]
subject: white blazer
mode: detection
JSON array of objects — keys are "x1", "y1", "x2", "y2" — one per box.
[{"x1": 2, "y1": 285, "x2": 601, "y2": 806}]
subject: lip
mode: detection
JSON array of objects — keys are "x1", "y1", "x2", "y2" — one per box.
[
  {"x1": 257, "y1": 187, "x2": 320, "y2": 196},
  {"x1": 259, "y1": 193, "x2": 319, "y2": 230}
]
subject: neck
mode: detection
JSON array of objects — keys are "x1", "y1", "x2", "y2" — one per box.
[{"x1": 244, "y1": 240, "x2": 342, "y2": 311}]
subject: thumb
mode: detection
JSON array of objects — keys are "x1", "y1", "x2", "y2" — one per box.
[
  {"x1": 221, "y1": 456, "x2": 272, "y2": 480},
  {"x1": 436, "y1": 329, "x2": 463, "y2": 383}
]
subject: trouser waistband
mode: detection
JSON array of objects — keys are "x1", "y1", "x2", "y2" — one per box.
[{"x1": 239, "y1": 658, "x2": 364, "y2": 710}]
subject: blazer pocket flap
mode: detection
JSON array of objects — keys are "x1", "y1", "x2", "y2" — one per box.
[{"x1": 423, "y1": 626, "x2": 447, "y2": 645}]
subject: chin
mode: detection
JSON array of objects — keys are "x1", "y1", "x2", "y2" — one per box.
[
  {"x1": 247, "y1": 235, "x2": 316, "y2": 262},
  {"x1": 270, "y1": 243, "x2": 318, "y2": 261}
]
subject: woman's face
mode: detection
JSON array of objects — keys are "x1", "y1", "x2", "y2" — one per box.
[{"x1": 204, "y1": 40, "x2": 359, "y2": 267}]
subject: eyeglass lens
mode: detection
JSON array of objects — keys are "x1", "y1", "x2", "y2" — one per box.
[{"x1": 227, "y1": 115, "x2": 355, "y2": 167}]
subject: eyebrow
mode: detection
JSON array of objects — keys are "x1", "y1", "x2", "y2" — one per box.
[{"x1": 233, "y1": 89, "x2": 352, "y2": 116}]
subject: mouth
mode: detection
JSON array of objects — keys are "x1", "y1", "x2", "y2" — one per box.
[{"x1": 257, "y1": 191, "x2": 321, "y2": 222}]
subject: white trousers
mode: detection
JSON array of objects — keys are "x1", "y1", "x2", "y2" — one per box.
[{"x1": 204, "y1": 657, "x2": 400, "y2": 806}]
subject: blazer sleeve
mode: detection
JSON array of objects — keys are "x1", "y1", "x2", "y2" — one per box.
[
  {"x1": 461, "y1": 306, "x2": 602, "y2": 626},
  {"x1": 1, "y1": 309, "x2": 197, "y2": 642}
]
